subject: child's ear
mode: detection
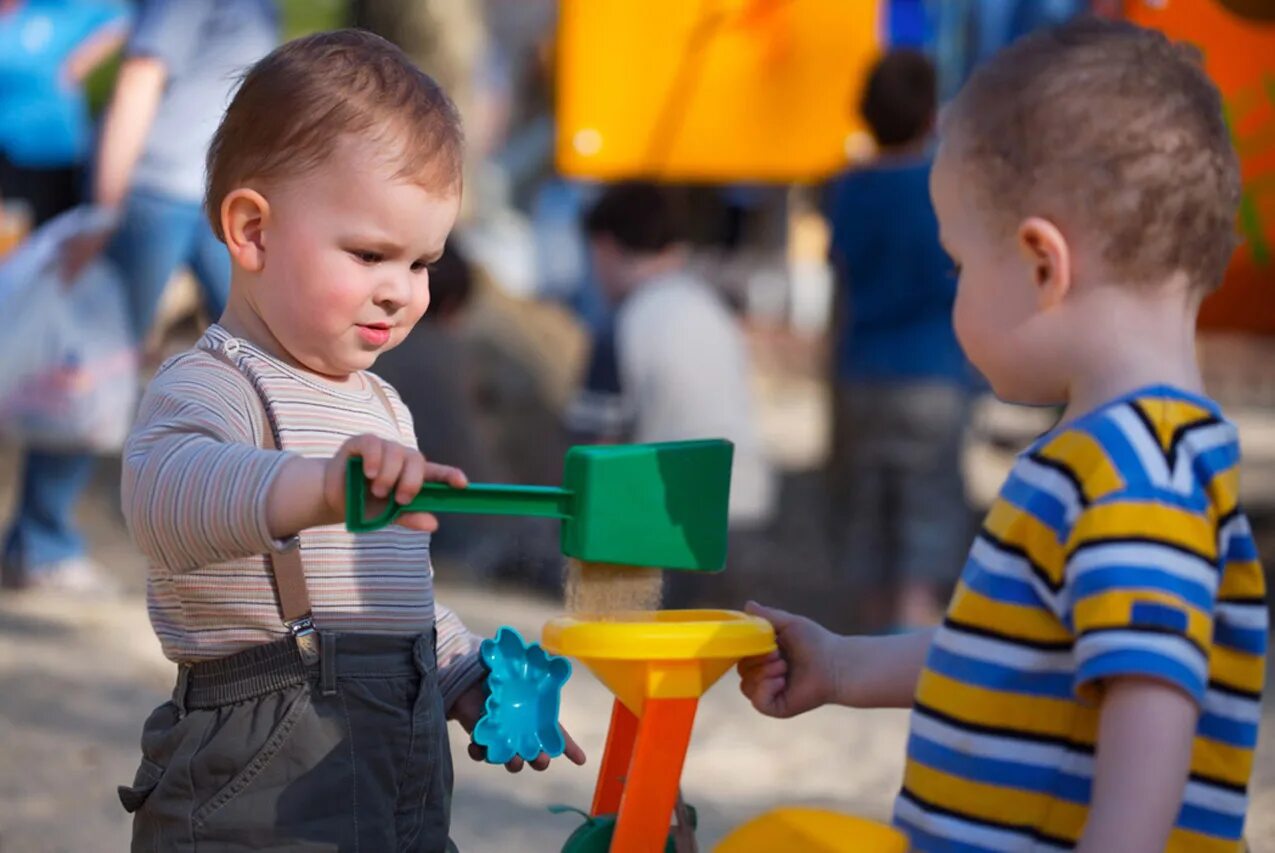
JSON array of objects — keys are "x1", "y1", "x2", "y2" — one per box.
[
  {"x1": 221, "y1": 188, "x2": 271, "y2": 273},
  {"x1": 1017, "y1": 217, "x2": 1071, "y2": 309}
]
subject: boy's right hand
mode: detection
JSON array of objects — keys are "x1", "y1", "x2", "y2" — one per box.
[
  {"x1": 737, "y1": 601, "x2": 843, "y2": 719},
  {"x1": 322, "y1": 433, "x2": 468, "y2": 532}
]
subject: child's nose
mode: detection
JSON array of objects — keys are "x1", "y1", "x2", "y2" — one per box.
[{"x1": 373, "y1": 269, "x2": 413, "y2": 309}]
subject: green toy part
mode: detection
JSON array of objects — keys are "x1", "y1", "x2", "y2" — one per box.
[
  {"x1": 551, "y1": 806, "x2": 682, "y2": 853},
  {"x1": 346, "y1": 439, "x2": 733, "y2": 572}
]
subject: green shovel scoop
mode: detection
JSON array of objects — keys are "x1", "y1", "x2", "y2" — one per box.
[{"x1": 345, "y1": 439, "x2": 733, "y2": 572}]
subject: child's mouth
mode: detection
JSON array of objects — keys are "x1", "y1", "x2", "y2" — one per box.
[{"x1": 357, "y1": 324, "x2": 392, "y2": 346}]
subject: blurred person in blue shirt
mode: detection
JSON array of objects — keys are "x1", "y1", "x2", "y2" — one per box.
[
  {"x1": 0, "y1": 0, "x2": 129, "y2": 224},
  {"x1": 824, "y1": 50, "x2": 972, "y2": 631},
  {"x1": 2, "y1": 0, "x2": 277, "y2": 593}
]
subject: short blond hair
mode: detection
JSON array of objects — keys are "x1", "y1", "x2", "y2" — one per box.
[
  {"x1": 205, "y1": 29, "x2": 463, "y2": 240},
  {"x1": 943, "y1": 18, "x2": 1241, "y2": 290}
]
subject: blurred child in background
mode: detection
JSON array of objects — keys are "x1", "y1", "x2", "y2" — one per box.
[
  {"x1": 567, "y1": 182, "x2": 776, "y2": 606},
  {"x1": 824, "y1": 49, "x2": 971, "y2": 631}
]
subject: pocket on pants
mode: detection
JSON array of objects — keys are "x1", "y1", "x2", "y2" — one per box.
[
  {"x1": 118, "y1": 757, "x2": 165, "y2": 813},
  {"x1": 189, "y1": 683, "x2": 357, "y2": 848},
  {"x1": 118, "y1": 700, "x2": 194, "y2": 815},
  {"x1": 190, "y1": 685, "x2": 312, "y2": 828}
]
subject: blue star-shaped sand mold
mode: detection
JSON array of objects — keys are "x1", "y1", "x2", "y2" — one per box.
[{"x1": 473, "y1": 626, "x2": 572, "y2": 764}]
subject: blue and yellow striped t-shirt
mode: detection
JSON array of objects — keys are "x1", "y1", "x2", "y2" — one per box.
[{"x1": 894, "y1": 386, "x2": 1266, "y2": 852}]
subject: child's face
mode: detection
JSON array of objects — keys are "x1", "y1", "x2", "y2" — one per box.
[
  {"x1": 930, "y1": 144, "x2": 1068, "y2": 405},
  {"x1": 251, "y1": 135, "x2": 461, "y2": 378}
]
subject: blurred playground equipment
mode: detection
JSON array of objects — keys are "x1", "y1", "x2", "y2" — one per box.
[
  {"x1": 1123, "y1": 0, "x2": 1275, "y2": 335},
  {"x1": 555, "y1": 0, "x2": 881, "y2": 181}
]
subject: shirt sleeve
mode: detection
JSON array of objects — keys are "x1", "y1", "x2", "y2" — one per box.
[
  {"x1": 1064, "y1": 492, "x2": 1219, "y2": 706},
  {"x1": 434, "y1": 601, "x2": 485, "y2": 712},
  {"x1": 121, "y1": 354, "x2": 297, "y2": 573},
  {"x1": 127, "y1": 0, "x2": 203, "y2": 66}
]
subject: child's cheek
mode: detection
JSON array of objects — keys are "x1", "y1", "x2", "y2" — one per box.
[
  {"x1": 413, "y1": 279, "x2": 431, "y2": 319},
  {"x1": 952, "y1": 282, "x2": 977, "y2": 355},
  {"x1": 320, "y1": 267, "x2": 375, "y2": 319}
]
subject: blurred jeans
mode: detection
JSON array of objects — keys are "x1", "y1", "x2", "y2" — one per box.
[
  {"x1": 4, "y1": 190, "x2": 230, "y2": 573},
  {"x1": 828, "y1": 382, "x2": 971, "y2": 590}
]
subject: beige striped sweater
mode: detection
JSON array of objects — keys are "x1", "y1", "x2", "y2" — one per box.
[{"x1": 122, "y1": 324, "x2": 483, "y2": 708}]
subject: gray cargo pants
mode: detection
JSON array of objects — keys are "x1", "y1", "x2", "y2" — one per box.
[{"x1": 119, "y1": 632, "x2": 456, "y2": 852}]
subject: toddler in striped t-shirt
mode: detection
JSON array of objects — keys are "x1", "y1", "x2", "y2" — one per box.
[
  {"x1": 116, "y1": 30, "x2": 582, "y2": 852},
  {"x1": 740, "y1": 18, "x2": 1263, "y2": 853}
]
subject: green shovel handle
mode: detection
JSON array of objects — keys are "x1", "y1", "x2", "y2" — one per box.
[{"x1": 345, "y1": 457, "x2": 574, "y2": 533}]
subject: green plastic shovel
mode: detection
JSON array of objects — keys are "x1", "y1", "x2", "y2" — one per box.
[{"x1": 345, "y1": 439, "x2": 733, "y2": 572}]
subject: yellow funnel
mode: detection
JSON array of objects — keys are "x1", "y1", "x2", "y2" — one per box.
[{"x1": 542, "y1": 610, "x2": 776, "y2": 715}]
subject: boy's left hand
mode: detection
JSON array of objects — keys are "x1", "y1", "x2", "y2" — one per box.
[{"x1": 450, "y1": 681, "x2": 587, "y2": 773}]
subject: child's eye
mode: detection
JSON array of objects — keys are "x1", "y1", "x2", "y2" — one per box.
[
  {"x1": 410, "y1": 260, "x2": 431, "y2": 274},
  {"x1": 349, "y1": 250, "x2": 383, "y2": 265}
]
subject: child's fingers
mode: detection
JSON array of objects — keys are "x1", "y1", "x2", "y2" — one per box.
[
  {"x1": 737, "y1": 650, "x2": 783, "y2": 677},
  {"x1": 739, "y1": 664, "x2": 784, "y2": 699},
  {"x1": 370, "y1": 443, "x2": 407, "y2": 499},
  {"x1": 395, "y1": 511, "x2": 439, "y2": 533},
  {"x1": 751, "y1": 676, "x2": 787, "y2": 715},
  {"x1": 561, "y1": 728, "x2": 587, "y2": 765},
  {"x1": 349, "y1": 434, "x2": 385, "y2": 478},
  {"x1": 424, "y1": 462, "x2": 468, "y2": 488},
  {"x1": 396, "y1": 451, "x2": 428, "y2": 505},
  {"x1": 467, "y1": 742, "x2": 486, "y2": 763},
  {"x1": 745, "y1": 600, "x2": 798, "y2": 631},
  {"x1": 505, "y1": 756, "x2": 526, "y2": 774},
  {"x1": 757, "y1": 658, "x2": 787, "y2": 680},
  {"x1": 529, "y1": 753, "x2": 551, "y2": 771}
]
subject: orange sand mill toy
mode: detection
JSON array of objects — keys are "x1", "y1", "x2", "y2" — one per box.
[{"x1": 542, "y1": 610, "x2": 776, "y2": 852}]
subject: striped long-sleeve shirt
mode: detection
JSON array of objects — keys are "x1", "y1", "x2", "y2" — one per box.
[
  {"x1": 122, "y1": 325, "x2": 484, "y2": 709},
  {"x1": 894, "y1": 385, "x2": 1266, "y2": 852}
]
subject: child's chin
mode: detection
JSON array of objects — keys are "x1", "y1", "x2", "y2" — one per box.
[{"x1": 992, "y1": 382, "x2": 1064, "y2": 409}]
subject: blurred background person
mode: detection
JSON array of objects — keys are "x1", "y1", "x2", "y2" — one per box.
[
  {"x1": 0, "y1": 0, "x2": 128, "y2": 226},
  {"x1": 0, "y1": 0, "x2": 130, "y2": 589},
  {"x1": 566, "y1": 182, "x2": 777, "y2": 607},
  {"x1": 823, "y1": 50, "x2": 971, "y2": 632},
  {"x1": 372, "y1": 242, "x2": 498, "y2": 576},
  {"x1": 2, "y1": 0, "x2": 278, "y2": 592}
]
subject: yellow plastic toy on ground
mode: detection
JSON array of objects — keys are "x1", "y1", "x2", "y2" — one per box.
[{"x1": 716, "y1": 807, "x2": 908, "y2": 852}]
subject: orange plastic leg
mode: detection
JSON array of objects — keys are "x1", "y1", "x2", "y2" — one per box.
[
  {"x1": 591, "y1": 699, "x2": 640, "y2": 816},
  {"x1": 610, "y1": 697, "x2": 699, "y2": 853}
]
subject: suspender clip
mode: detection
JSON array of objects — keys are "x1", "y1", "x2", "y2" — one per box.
[{"x1": 287, "y1": 615, "x2": 321, "y2": 666}]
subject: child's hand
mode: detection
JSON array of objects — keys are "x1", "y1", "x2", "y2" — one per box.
[
  {"x1": 324, "y1": 433, "x2": 468, "y2": 532},
  {"x1": 450, "y1": 681, "x2": 588, "y2": 773},
  {"x1": 737, "y1": 601, "x2": 843, "y2": 719}
]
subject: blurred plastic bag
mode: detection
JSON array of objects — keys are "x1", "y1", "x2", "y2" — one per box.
[{"x1": 0, "y1": 206, "x2": 137, "y2": 452}]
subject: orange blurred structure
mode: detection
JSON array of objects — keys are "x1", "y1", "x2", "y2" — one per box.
[
  {"x1": 1124, "y1": 1, "x2": 1275, "y2": 333},
  {"x1": 555, "y1": 0, "x2": 880, "y2": 182}
]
